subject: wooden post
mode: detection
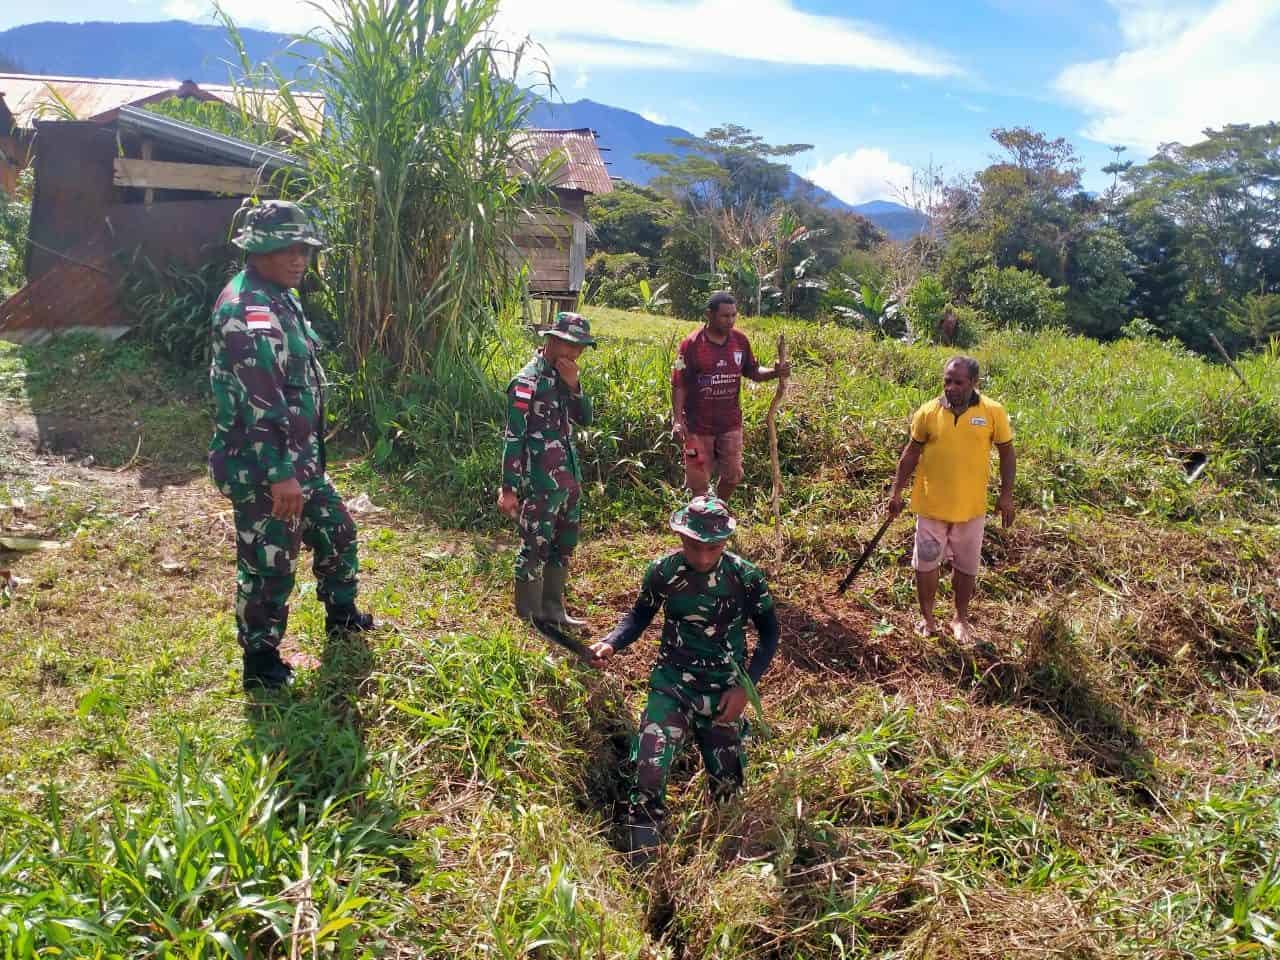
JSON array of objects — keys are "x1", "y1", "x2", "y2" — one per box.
[
  {"x1": 766, "y1": 334, "x2": 789, "y2": 558},
  {"x1": 140, "y1": 140, "x2": 154, "y2": 208}
]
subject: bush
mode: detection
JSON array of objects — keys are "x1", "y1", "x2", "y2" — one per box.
[
  {"x1": 584, "y1": 252, "x2": 649, "y2": 310},
  {"x1": 1066, "y1": 226, "x2": 1135, "y2": 339},
  {"x1": 118, "y1": 256, "x2": 238, "y2": 368},
  {"x1": 0, "y1": 167, "x2": 31, "y2": 298},
  {"x1": 657, "y1": 232, "x2": 710, "y2": 319},
  {"x1": 971, "y1": 265, "x2": 1066, "y2": 331},
  {"x1": 903, "y1": 274, "x2": 948, "y2": 342}
]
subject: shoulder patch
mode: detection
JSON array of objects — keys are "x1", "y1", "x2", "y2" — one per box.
[{"x1": 244, "y1": 305, "x2": 277, "y2": 331}]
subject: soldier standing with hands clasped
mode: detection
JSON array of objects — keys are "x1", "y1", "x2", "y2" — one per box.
[
  {"x1": 497, "y1": 312, "x2": 597, "y2": 627},
  {"x1": 209, "y1": 200, "x2": 374, "y2": 692}
]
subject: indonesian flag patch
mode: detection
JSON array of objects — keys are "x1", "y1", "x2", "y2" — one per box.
[
  {"x1": 512, "y1": 381, "x2": 533, "y2": 411},
  {"x1": 244, "y1": 306, "x2": 276, "y2": 331}
]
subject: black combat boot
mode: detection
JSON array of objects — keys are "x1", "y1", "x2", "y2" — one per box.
[
  {"x1": 242, "y1": 645, "x2": 293, "y2": 691},
  {"x1": 325, "y1": 605, "x2": 375, "y2": 636},
  {"x1": 625, "y1": 814, "x2": 661, "y2": 868}
]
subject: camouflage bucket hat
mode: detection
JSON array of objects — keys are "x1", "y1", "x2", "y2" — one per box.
[
  {"x1": 232, "y1": 200, "x2": 324, "y2": 254},
  {"x1": 544, "y1": 311, "x2": 597, "y2": 347},
  {"x1": 670, "y1": 496, "x2": 737, "y2": 543}
]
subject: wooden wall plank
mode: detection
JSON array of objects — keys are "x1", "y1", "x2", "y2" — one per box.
[{"x1": 113, "y1": 157, "x2": 269, "y2": 195}]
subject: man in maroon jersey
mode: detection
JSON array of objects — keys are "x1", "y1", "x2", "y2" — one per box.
[{"x1": 671, "y1": 292, "x2": 790, "y2": 501}]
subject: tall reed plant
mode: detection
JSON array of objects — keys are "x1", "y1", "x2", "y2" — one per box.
[{"x1": 218, "y1": 0, "x2": 558, "y2": 426}]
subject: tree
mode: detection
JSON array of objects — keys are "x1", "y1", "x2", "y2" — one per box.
[
  {"x1": 585, "y1": 182, "x2": 678, "y2": 263},
  {"x1": 639, "y1": 122, "x2": 814, "y2": 273},
  {"x1": 1122, "y1": 123, "x2": 1280, "y2": 315},
  {"x1": 1065, "y1": 226, "x2": 1135, "y2": 339}
]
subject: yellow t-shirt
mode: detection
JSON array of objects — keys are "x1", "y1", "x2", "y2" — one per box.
[{"x1": 909, "y1": 393, "x2": 1013, "y2": 523}]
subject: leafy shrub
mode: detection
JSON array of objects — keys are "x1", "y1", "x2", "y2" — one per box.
[
  {"x1": 0, "y1": 167, "x2": 31, "y2": 298},
  {"x1": 657, "y1": 232, "x2": 710, "y2": 319},
  {"x1": 119, "y1": 256, "x2": 238, "y2": 368},
  {"x1": 971, "y1": 265, "x2": 1066, "y2": 331},
  {"x1": 584, "y1": 252, "x2": 648, "y2": 310},
  {"x1": 903, "y1": 274, "x2": 948, "y2": 342},
  {"x1": 1120, "y1": 317, "x2": 1162, "y2": 340},
  {"x1": 1066, "y1": 226, "x2": 1135, "y2": 339}
]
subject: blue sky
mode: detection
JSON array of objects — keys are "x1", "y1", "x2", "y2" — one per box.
[{"x1": 5, "y1": 0, "x2": 1279, "y2": 203}]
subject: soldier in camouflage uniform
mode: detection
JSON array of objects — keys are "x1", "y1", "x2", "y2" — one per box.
[
  {"x1": 589, "y1": 497, "x2": 780, "y2": 860},
  {"x1": 497, "y1": 312, "x2": 596, "y2": 627},
  {"x1": 209, "y1": 200, "x2": 374, "y2": 691}
]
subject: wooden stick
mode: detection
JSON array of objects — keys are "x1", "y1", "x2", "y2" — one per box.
[
  {"x1": 1208, "y1": 332, "x2": 1255, "y2": 397},
  {"x1": 766, "y1": 334, "x2": 789, "y2": 558}
]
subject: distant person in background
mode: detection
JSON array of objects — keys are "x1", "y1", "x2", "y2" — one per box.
[
  {"x1": 671, "y1": 292, "x2": 790, "y2": 501},
  {"x1": 886, "y1": 356, "x2": 1016, "y2": 643}
]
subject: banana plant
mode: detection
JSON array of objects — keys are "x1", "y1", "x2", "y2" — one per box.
[{"x1": 635, "y1": 278, "x2": 670, "y2": 313}]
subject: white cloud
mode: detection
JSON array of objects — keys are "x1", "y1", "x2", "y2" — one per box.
[
  {"x1": 493, "y1": 0, "x2": 958, "y2": 76},
  {"x1": 1055, "y1": 0, "x2": 1280, "y2": 152},
  {"x1": 165, "y1": 0, "x2": 957, "y2": 79},
  {"x1": 573, "y1": 67, "x2": 590, "y2": 90},
  {"x1": 805, "y1": 148, "x2": 912, "y2": 205},
  {"x1": 165, "y1": 0, "x2": 317, "y2": 32},
  {"x1": 641, "y1": 109, "x2": 668, "y2": 125}
]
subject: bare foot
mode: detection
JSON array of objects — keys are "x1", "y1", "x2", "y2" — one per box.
[
  {"x1": 915, "y1": 618, "x2": 939, "y2": 638},
  {"x1": 951, "y1": 618, "x2": 976, "y2": 645}
]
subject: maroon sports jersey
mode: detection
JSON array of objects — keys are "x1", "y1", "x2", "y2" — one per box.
[{"x1": 672, "y1": 328, "x2": 759, "y2": 435}]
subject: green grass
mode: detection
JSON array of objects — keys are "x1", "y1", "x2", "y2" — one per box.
[{"x1": 0, "y1": 319, "x2": 1278, "y2": 958}]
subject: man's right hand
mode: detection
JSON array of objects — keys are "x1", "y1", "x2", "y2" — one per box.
[
  {"x1": 270, "y1": 477, "x2": 304, "y2": 522},
  {"x1": 886, "y1": 491, "x2": 905, "y2": 519},
  {"x1": 587, "y1": 641, "x2": 614, "y2": 670},
  {"x1": 497, "y1": 488, "x2": 519, "y2": 520},
  {"x1": 672, "y1": 420, "x2": 687, "y2": 444}
]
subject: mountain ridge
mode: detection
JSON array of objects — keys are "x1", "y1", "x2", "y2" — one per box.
[{"x1": 0, "y1": 19, "x2": 926, "y2": 238}]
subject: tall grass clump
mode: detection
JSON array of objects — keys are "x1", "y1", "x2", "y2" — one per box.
[
  {"x1": 219, "y1": 0, "x2": 559, "y2": 444},
  {"x1": 0, "y1": 741, "x2": 401, "y2": 958}
]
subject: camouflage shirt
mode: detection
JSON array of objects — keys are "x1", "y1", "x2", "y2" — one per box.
[
  {"x1": 607, "y1": 550, "x2": 777, "y2": 690},
  {"x1": 208, "y1": 267, "x2": 325, "y2": 488},
  {"x1": 501, "y1": 350, "x2": 593, "y2": 497}
]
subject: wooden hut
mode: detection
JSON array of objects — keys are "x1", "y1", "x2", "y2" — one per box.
[
  {"x1": 0, "y1": 73, "x2": 323, "y2": 197},
  {"x1": 510, "y1": 128, "x2": 613, "y2": 317},
  {"x1": 0, "y1": 106, "x2": 297, "y2": 343}
]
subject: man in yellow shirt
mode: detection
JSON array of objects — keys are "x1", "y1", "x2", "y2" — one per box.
[{"x1": 887, "y1": 356, "x2": 1016, "y2": 643}]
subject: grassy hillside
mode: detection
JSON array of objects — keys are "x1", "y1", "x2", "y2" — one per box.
[{"x1": 1, "y1": 315, "x2": 1278, "y2": 957}]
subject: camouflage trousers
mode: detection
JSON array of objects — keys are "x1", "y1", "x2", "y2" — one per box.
[
  {"x1": 221, "y1": 475, "x2": 359, "y2": 653},
  {"x1": 629, "y1": 665, "x2": 746, "y2": 826},
  {"x1": 515, "y1": 487, "x2": 580, "y2": 582}
]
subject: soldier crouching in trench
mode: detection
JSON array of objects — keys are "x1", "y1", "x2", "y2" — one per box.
[
  {"x1": 588, "y1": 496, "x2": 780, "y2": 864},
  {"x1": 208, "y1": 200, "x2": 374, "y2": 691}
]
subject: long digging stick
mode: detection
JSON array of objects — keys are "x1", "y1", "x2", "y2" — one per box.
[
  {"x1": 835, "y1": 514, "x2": 894, "y2": 596},
  {"x1": 766, "y1": 334, "x2": 789, "y2": 559}
]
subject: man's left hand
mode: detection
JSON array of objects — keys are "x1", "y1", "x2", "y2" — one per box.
[
  {"x1": 774, "y1": 359, "x2": 791, "y2": 380},
  {"x1": 715, "y1": 686, "x2": 748, "y2": 723},
  {"x1": 998, "y1": 493, "x2": 1016, "y2": 528},
  {"x1": 555, "y1": 357, "x2": 580, "y2": 392}
]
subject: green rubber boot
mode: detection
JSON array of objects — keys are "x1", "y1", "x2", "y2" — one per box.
[
  {"x1": 515, "y1": 577, "x2": 544, "y2": 622},
  {"x1": 542, "y1": 563, "x2": 587, "y2": 630}
]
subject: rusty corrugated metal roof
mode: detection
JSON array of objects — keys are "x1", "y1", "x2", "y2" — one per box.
[
  {"x1": 513, "y1": 128, "x2": 613, "y2": 195},
  {"x1": 0, "y1": 73, "x2": 324, "y2": 134}
]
